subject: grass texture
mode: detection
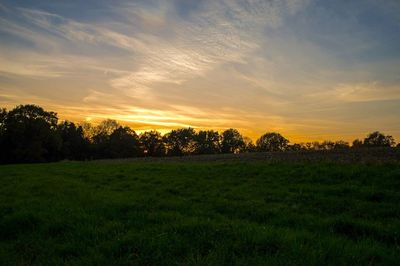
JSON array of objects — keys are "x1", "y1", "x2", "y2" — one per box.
[{"x1": 0, "y1": 161, "x2": 399, "y2": 265}]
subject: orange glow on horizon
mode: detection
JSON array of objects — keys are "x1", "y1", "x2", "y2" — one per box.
[{"x1": 1, "y1": 1, "x2": 399, "y2": 145}]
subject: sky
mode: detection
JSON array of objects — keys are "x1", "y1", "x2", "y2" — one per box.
[{"x1": 0, "y1": 0, "x2": 399, "y2": 142}]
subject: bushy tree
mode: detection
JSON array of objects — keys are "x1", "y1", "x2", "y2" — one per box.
[
  {"x1": 2, "y1": 105, "x2": 61, "y2": 163},
  {"x1": 80, "y1": 121, "x2": 96, "y2": 140},
  {"x1": 1, "y1": 103, "x2": 398, "y2": 164},
  {"x1": 333, "y1": 140, "x2": 350, "y2": 150},
  {"x1": 256, "y1": 132, "x2": 289, "y2": 152},
  {"x1": 297, "y1": 142, "x2": 312, "y2": 150},
  {"x1": 363, "y1": 131, "x2": 395, "y2": 147},
  {"x1": 140, "y1": 131, "x2": 166, "y2": 156},
  {"x1": 94, "y1": 119, "x2": 120, "y2": 136},
  {"x1": 287, "y1": 143, "x2": 303, "y2": 151},
  {"x1": 0, "y1": 108, "x2": 8, "y2": 162},
  {"x1": 194, "y1": 130, "x2": 221, "y2": 154},
  {"x1": 352, "y1": 139, "x2": 363, "y2": 148},
  {"x1": 109, "y1": 126, "x2": 141, "y2": 158},
  {"x1": 91, "y1": 120, "x2": 121, "y2": 158},
  {"x1": 317, "y1": 140, "x2": 349, "y2": 150},
  {"x1": 164, "y1": 128, "x2": 196, "y2": 156},
  {"x1": 57, "y1": 121, "x2": 89, "y2": 160},
  {"x1": 319, "y1": 141, "x2": 335, "y2": 150},
  {"x1": 0, "y1": 108, "x2": 6, "y2": 131},
  {"x1": 221, "y1": 129, "x2": 245, "y2": 153}
]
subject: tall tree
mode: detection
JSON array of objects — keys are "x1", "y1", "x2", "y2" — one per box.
[
  {"x1": 0, "y1": 108, "x2": 8, "y2": 162},
  {"x1": 94, "y1": 119, "x2": 120, "y2": 136},
  {"x1": 140, "y1": 131, "x2": 166, "y2": 157},
  {"x1": 80, "y1": 121, "x2": 96, "y2": 140},
  {"x1": 352, "y1": 139, "x2": 363, "y2": 148},
  {"x1": 221, "y1": 129, "x2": 245, "y2": 154},
  {"x1": 2, "y1": 105, "x2": 61, "y2": 163},
  {"x1": 91, "y1": 120, "x2": 121, "y2": 159},
  {"x1": 363, "y1": 131, "x2": 395, "y2": 147},
  {"x1": 109, "y1": 126, "x2": 141, "y2": 158},
  {"x1": 164, "y1": 128, "x2": 196, "y2": 156},
  {"x1": 194, "y1": 130, "x2": 221, "y2": 154},
  {"x1": 0, "y1": 108, "x2": 6, "y2": 131},
  {"x1": 256, "y1": 132, "x2": 289, "y2": 152},
  {"x1": 57, "y1": 121, "x2": 89, "y2": 160}
]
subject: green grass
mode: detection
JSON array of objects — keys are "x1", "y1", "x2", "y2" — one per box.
[{"x1": 0, "y1": 161, "x2": 399, "y2": 265}]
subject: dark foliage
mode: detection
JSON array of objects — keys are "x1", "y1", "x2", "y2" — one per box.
[
  {"x1": 57, "y1": 121, "x2": 89, "y2": 160},
  {"x1": 109, "y1": 127, "x2": 141, "y2": 158},
  {"x1": 221, "y1": 128, "x2": 246, "y2": 154},
  {"x1": 0, "y1": 108, "x2": 7, "y2": 162},
  {"x1": 194, "y1": 130, "x2": 221, "y2": 154},
  {"x1": 0, "y1": 104, "x2": 397, "y2": 164},
  {"x1": 91, "y1": 120, "x2": 123, "y2": 159},
  {"x1": 140, "y1": 131, "x2": 166, "y2": 156},
  {"x1": 163, "y1": 128, "x2": 196, "y2": 156},
  {"x1": 363, "y1": 131, "x2": 395, "y2": 147},
  {"x1": 1, "y1": 105, "x2": 61, "y2": 163},
  {"x1": 256, "y1": 132, "x2": 289, "y2": 152}
]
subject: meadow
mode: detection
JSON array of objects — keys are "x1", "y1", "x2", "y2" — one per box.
[{"x1": 0, "y1": 159, "x2": 399, "y2": 265}]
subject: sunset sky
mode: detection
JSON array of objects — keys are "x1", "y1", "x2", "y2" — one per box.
[{"x1": 0, "y1": 0, "x2": 399, "y2": 142}]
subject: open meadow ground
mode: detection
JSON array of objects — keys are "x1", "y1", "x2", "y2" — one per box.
[{"x1": 1, "y1": 158, "x2": 400, "y2": 265}]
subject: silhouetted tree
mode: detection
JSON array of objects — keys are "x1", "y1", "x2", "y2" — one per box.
[
  {"x1": 333, "y1": 140, "x2": 350, "y2": 150},
  {"x1": 91, "y1": 119, "x2": 121, "y2": 158},
  {"x1": 109, "y1": 126, "x2": 141, "y2": 158},
  {"x1": 298, "y1": 142, "x2": 326, "y2": 151},
  {"x1": 316, "y1": 140, "x2": 349, "y2": 150},
  {"x1": 287, "y1": 143, "x2": 303, "y2": 151},
  {"x1": 140, "y1": 131, "x2": 166, "y2": 156},
  {"x1": 221, "y1": 129, "x2": 245, "y2": 153},
  {"x1": 0, "y1": 108, "x2": 6, "y2": 130},
  {"x1": 319, "y1": 141, "x2": 335, "y2": 150},
  {"x1": 298, "y1": 142, "x2": 311, "y2": 150},
  {"x1": 164, "y1": 128, "x2": 196, "y2": 156},
  {"x1": 58, "y1": 121, "x2": 89, "y2": 160},
  {"x1": 80, "y1": 121, "x2": 96, "y2": 140},
  {"x1": 363, "y1": 131, "x2": 395, "y2": 147},
  {"x1": 256, "y1": 132, "x2": 289, "y2": 152},
  {"x1": 1, "y1": 103, "x2": 398, "y2": 164},
  {"x1": 0, "y1": 108, "x2": 7, "y2": 162},
  {"x1": 194, "y1": 130, "x2": 221, "y2": 154},
  {"x1": 2, "y1": 105, "x2": 61, "y2": 163},
  {"x1": 352, "y1": 139, "x2": 363, "y2": 148},
  {"x1": 243, "y1": 136, "x2": 256, "y2": 152},
  {"x1": 94, "y1": 119, "x2": 120, "y2": 136}
]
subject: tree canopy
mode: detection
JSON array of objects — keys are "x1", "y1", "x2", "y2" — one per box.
[
  {"x1": 195, "y1": 130, "x2": 221, "y2": 154},
  {"x1": 140, "y1": 131, "x2": 165, "y2": 157},
  {"x1": 221, "y1": 129, "x2": 245, "y2": 154},
  {"x1": 363, "y1": 131, "x2": 395, "y2": 147},
  {"x1": 0, "y1": 104, "x2": 397, "y2": 164},
  {"x1": 256, "y1": 132, "x2": 289, "y2": 152},
  {"x1": 1, "y1": 105, "x2": 61, "y2": 163}
]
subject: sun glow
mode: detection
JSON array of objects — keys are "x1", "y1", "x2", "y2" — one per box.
[{"x1": 0, "y1": 0, "x2": 399, "y2": 142}]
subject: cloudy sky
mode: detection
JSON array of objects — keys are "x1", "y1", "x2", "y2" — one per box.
[{"x1": 0, "y1": 0, "x2": 399, "y2": 142}]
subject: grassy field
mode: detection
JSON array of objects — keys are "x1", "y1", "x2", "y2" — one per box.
[{"x1": 0, "y1": 160, "x2": 399, "y2": 265}]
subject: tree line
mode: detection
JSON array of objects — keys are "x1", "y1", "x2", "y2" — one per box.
[{"x1": 0, "y1": 105, "x2": 398, "y2": 164}]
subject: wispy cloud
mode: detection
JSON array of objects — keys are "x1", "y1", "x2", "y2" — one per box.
[
  {"x1": 332, "y1": 82, "x2": 400, "y2": 102},
  {"x1": 0, "y1": 0, "x2": 399, "y2": 141}
]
